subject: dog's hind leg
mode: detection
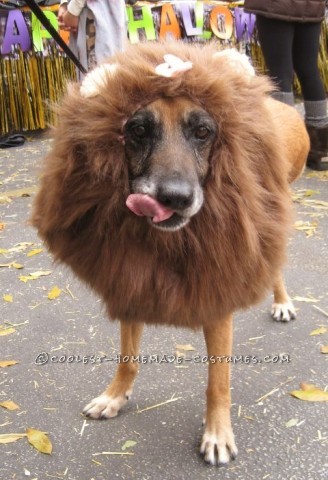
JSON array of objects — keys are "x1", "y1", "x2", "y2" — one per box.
[
  {"x1": 83, "y1": 321, "x2": 144, "y2": 419},
  {"x1": 200, "y1": 314, "x2": 238, "y2": 466},
  {"x1": 271, "y1": 272, "x2": 296, "y2": 322}
]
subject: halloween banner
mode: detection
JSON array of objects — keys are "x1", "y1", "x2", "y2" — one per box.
[
  {"x1": 0, "y1": 1, "x2": 327, "y2": 135},
  {"x1": 0, "y1": 2, "x2": 256, "y2": 54}
]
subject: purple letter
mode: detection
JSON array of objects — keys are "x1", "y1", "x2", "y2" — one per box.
[
  {"x1": 2, "y1": 10, "x2": 31, "y2": 54},
  {"x1": 234, "y1": 7, "x2": 256, "y2": 42}
]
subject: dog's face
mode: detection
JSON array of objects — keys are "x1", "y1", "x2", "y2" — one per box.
[{"x1": 124, "y1": 97, "x2": 217, "y2": 231}]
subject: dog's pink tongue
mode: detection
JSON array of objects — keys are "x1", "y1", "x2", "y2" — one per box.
[{"x1": 126, "y1": 194, "x2": 174, "y2": 223}]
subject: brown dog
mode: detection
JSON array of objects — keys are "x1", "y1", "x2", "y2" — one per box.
[{"x1": 32, "y1": 42, "x2": 309, "y2": 466}]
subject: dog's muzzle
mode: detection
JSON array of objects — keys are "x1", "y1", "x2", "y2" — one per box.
[{"x1": 126, "y1": 178, "x2": 204, "y2": 231}]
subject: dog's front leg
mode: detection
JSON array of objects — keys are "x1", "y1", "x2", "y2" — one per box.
[
  {"x1": 83, "y1": 321, "x2": 144, "y2": 419},
  {"x1": 271, "y1": 272, "x2": 296, "y2": 322},
  {"x1": 200, "y1": 314, "x2": 238, "y2": 465}
]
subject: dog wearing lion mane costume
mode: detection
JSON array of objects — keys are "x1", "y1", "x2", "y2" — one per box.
[{"x1": 32, "y1": 41, "x2": 309, "y2": 466}]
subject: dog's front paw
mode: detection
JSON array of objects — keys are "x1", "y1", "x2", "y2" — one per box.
[
  {"x1": 83, "y1": 391, "x2": 131, "y2": 419},
  {"x1": 271, "y1": 299, "x2": 296, "y2": 322},
  {"x1": 200, "y1": 427, "x2": 238, "y2": 466}
]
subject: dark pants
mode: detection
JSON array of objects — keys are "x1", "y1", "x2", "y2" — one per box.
[{"x1": 256, "y1": 15, "x2": 326, "y2": 101}]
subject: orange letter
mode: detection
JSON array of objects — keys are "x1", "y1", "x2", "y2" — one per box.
[
  {"x1": 210, "y1": 6, "x2": 233, "y2": 40},
  {"x1": 159, "y1": 4, "x2": 181, "y2": 40}
]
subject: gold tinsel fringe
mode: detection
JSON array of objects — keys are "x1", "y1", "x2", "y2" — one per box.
[
  {"x1": 318, "y1": 20, "x2": 328, "y2": 94},
  {"x1": 0, "y1": 43, "x2": 76, "y2": 136}
]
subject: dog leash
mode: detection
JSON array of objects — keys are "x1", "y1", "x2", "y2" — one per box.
[{"x1": 24, "y1": 0, "x2": 88, "y2": 75}]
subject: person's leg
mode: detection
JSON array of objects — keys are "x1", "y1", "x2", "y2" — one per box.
[
  {"x1": 293, "y1": 22, "x2": 328, "y2": 170},
  {"x1": 256, "y1": 15, "x2": 295, "y2": 105},
  {"x1": 293, "y1": 22, "x2": 326, "y2": 103}
]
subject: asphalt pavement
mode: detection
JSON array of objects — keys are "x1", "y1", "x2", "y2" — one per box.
[{"x1": 0, "y1": 132, "x2": 327, "y2": 480}]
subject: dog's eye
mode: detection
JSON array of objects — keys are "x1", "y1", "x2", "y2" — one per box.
[
  {"x1": 194, "y1": 126, "x2": 210, "y2": 140},
  {"x1": 132, "y1": 125, "x2": 147, "y2": 139}
]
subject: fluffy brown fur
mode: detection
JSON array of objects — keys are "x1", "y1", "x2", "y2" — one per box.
[{"x1": 32, "y1": 42, "x2": 295, "y2": 329}]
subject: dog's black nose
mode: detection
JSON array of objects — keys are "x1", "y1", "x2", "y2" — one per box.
[{"x1": 157, "y1": 180, "x2": 194, "y2": 210}]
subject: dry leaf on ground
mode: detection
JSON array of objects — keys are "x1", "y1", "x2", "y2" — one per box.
[
  {"x1": 0, "y1": 400, "x2": 20, "y2": 411},
  {"x1": 290, "y1": 383, "x2": 328, "y2": 402},
  {"x1": 294, "y1": 220, "x2": 318, "y2": 237},
  {"x1": 310, "y1": 326, "x2": 327, "y2": 336},
  {"x1": 19, "y1": 271, "x2": 52, "y2": 283},
  {"x1": 0, "y1": 262, "x2": 24, "y2": 269},
  {"x1": 3, "y1": 294, "x2": 13, "y2": 303},
  {"x1": 12, "y1": 262, "x2": 24, "y2": 269},
  {"x1": 304, "y1": 199, "x2": 328, "y2": 208},
  {"x1": 0, "y1": 433, "x2": 26, "y2": 444},
  {"x1": 47, "y1": 286, "x2": 62, "y2": 300},
  {"x1": 175, "y1": 344, "x2": 195, "y2": 351},
  {"x1": 285, "y1": 418, "x2": 299, "y2": 428},
  {"x1": 8, "y1": 243, "x2": 34, "y2": 253},
  {"x1": 27, "y1": 248, "x2": 43, "y2": 257},
  {"x1": 26, "y1": 428, "x2": 52, "y2": 454},
  {"x1": 121, "y1": 440, "x2": 137, "y2": 451},
  {"x1": 292, "y1": 189, "x2": 319, "y2": 199},
  {"x1": 0, "y1": 327, "x2": 16, "y2": 336},
  {"x1": 0, "y1": 360, "x2": 19, "y2": 368},
  {"x1": 306, "y1": 170, "x2": 328, "y2": 181}
]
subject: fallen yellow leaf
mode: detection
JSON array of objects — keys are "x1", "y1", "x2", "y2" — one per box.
[
  {"x1": 121, "y1": 440, "x2": 137, "y2": 451},
  {"x1": 290, "y1": 383, "x2": 328, "y2": 402},
  {"x1": 0, "y1": 262, "x2": 23, "y2": 269},
  {"x1": 3, "y1": 294, "x2": 13, "y2": 303},
  {"x1": 305, "y1": 199, "x2": 328, "y2": 208},
  {"x1": 27, "y1": 248, "x2": 43, "y2": 257},
  {"x1": 0, "y1": 433, "x2": 26, "y2": 444},
  {"x1": 30, "y1": 270, "x2": 52, "y2": 277},
  {"x1": 0, "y1": 223, "x2": 5, "y2": 230},
  {"x1": 4, "y1": 186, "x2": 38, "y2": 199},
  {"x1": 310, "y1": 326, "x2": 327, "y2": 336},
  {"x1": 303, "y1": 189, "x2": 319, "y2": 197},
  {"x1": 294, "y1": 220, "x2": 318, "y2": 237},
  {"x1": 176, "y1": 344, "x2": 195, "y2": 351},
  {"x1": 285, "y1": 418, "x2": 299, "y2": 428},
  {"x1": 12, "y1": 262, "x2": 24, "y2": 270},
  {"x1": 0, "y1": 400, "x2": 20, "y2": 411},
  {"x1": 19, "y1": 276, "x2": 33, "y2": 283},
  {"x1": 320, "y1": 345, "x2": 328, "y2": 354},
  {"x1": 26, "y1": 428, "x2": 52, "y2": 454},
  {"x1": 47, "y1": 286, "x2": 61, "y2": 300},
  {"x1": 306, "y1": 171, "x2": 328, "y2": 181},
  {"x1": 19, "y1": 271, "x2": 52, "y2": 283},
  {"x1": 8, "y1": 242, "x2": 34, "y2": 253},
  {"x1": 0, "y1": 327, "x2": 16, "y2": 336},
  {"x1": 0, "y1": 360, "x2": 19, "y2": 368}
]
